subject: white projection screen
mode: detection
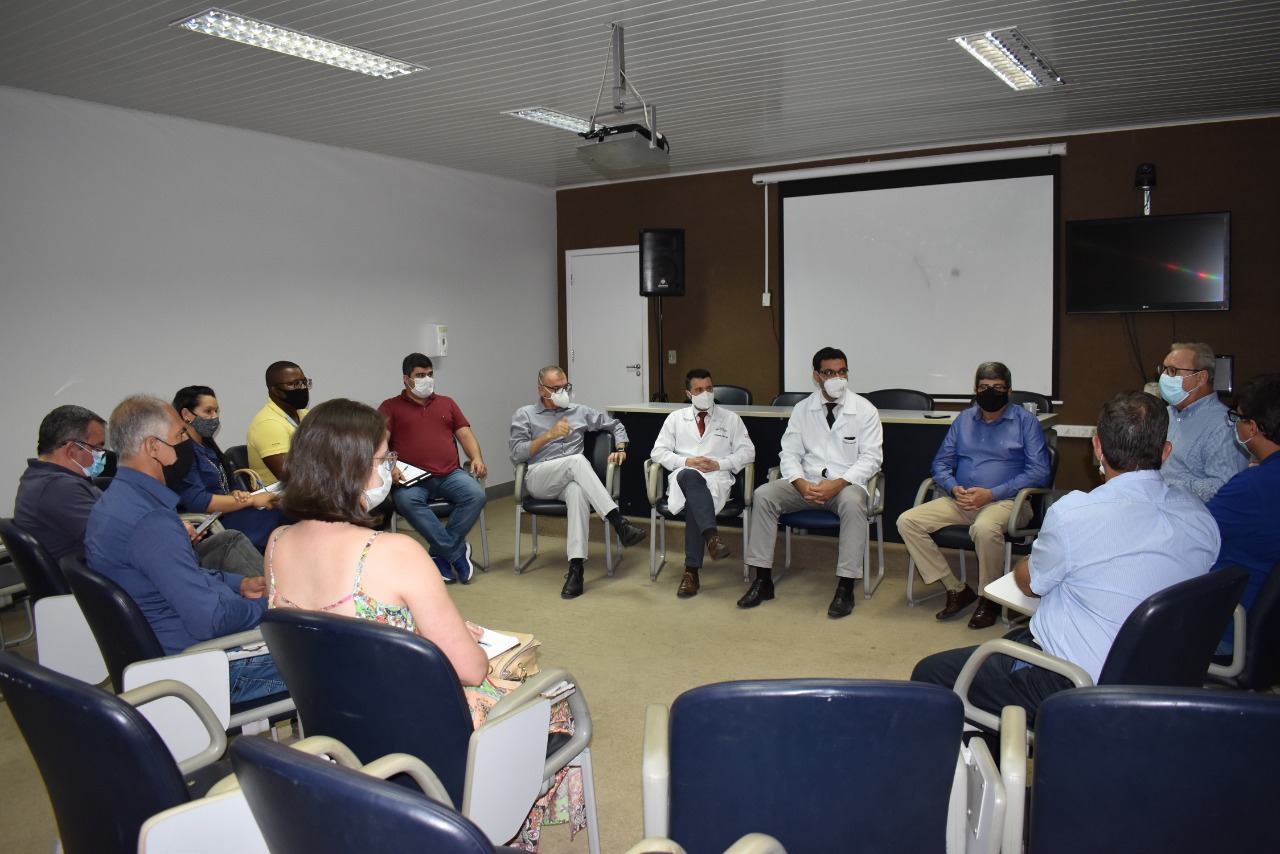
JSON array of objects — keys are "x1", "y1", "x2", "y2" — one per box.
[{"x1": 780, "y1": 158, "x2": 1058, "y2": 398}]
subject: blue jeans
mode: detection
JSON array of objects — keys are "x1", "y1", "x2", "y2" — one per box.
[
  {"x1": 229, "y1": 653, "x2": 288, "y2": 703},
  {"x1": 392, "y1": 468, "x2": 486, "y2": 562}
]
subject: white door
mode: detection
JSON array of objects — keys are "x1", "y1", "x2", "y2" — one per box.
[{"x1": 565, "y1": 246, "x2": 647, "y2": 411}]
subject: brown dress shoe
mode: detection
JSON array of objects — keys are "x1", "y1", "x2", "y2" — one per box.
[
  {"x1": 967, "y1": 596, "x2": 1001, "y2": 629},
  {"x1": 678, "y1": 569, "x2": 700, "y2": 598},
  {"x1": 935, "y1": 584, "x2": 978, "y2": 621},
  {"x1": 705, "y1": 534, "x2": 730, "y2": 561}
]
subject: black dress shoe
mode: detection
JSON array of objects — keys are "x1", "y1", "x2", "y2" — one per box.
[
  {"x1": 828, "y1": 587, "x2": 855, "y2": 619},
  {"x1": 967, "y1": 596, "x2": 1001, "y2": 629},
  {"x1": 737, "y1": 578, "x2": 775, "y2": 608},
  {"x1": 935, "y1": 585, "x2": 978, "y2": 621},
  {"x1": 561, "y1": 560, "x2": 585, "y2": 599},
  {"x1": 615, "y1": 519, "x2": 646, "y2": 548}
]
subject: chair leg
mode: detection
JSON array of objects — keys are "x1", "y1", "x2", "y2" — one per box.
[
  {"x1": 390, "y1": 512, "x2": 399, "y2": 533},
  {"x1": 575, "y1": 747, "x2": 602, "y2": 854},
  {"x1": 863, "y1": 515, "x2": 885, "y2": 599},
  {"x1": 604, "y1": 520, "x2": 620, "y2": 577},
  {"x1": 476, "y1": 507, "x2": 490, "y2": 571},
  {"x1": 741, "y1": 507, "x2": 751, "y2": 582},
  {"x1": 514, "y1": 508, "x2": 537, "y2": 574},
  {"x1": 906, "y1": 556, "x2": 947, "y2": 606},
  {"x1": 0, "y1": 599, "x2": 35, "y2": 649},
  {"x1": 649, "y1": 510, "x2": 667, "y2": 582}
]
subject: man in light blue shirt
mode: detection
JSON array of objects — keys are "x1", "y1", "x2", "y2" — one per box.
[
  {"x1": 1157, "y1": 341, "x2": 1249, "y2": 501},
  {"x1": 911, "y1": 391, "x2": 1219, "y2": 722}
]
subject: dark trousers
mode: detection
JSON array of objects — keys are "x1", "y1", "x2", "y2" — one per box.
[
  {"x1": 910, "y1": 628, "x2": 1077, "y2": 725},
  {"x1": 677, "y1": 469, "x2": 717, "y2": 569}
]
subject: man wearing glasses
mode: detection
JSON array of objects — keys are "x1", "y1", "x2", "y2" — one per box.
[
  {"x1": 897, "y1": 361, "x2": 1050, "y2": 629},
  {"x1": 739, "y1": 346, "x2": 883, "y2": 619},
  {"x1": 13, "y1": 405, "x2": 109, "y2": 562},
  {"x1": 248, "y1": 360, "x2": 312, "y2": 487},
  {"x1": 1156, "y1": 342, "x2": 1248, "y2": 501},
  {"x1": 509, "y1": 365, "x2": 646, "y2": 599}
]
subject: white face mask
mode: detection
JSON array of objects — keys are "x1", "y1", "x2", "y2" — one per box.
[
  {"x1": 822, "y1": 377, "x2": 849, "y2": 398},
  {"x1": 411, "y1": 375, "x2": 435, "y2": 398},
  {"x1": 363, "y1": 462, "x2": 392, "y2": 509},
  {"x1": 690, "y1": 390, "x2": 714, "y2": 411},
  {"x1": 549, "y1": 388, "x2": 572, "y2": 408}
]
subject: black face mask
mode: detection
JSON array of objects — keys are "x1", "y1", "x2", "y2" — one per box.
[
  {"x1": 975, "y1": 388, "x2": 1010, "y2": 413},
  {"x1": 162, "y1": 438, "x2": 197, "y2": 490},
  {"x1": 280, "y1": 388, "x2": 310, "y2": 410}
]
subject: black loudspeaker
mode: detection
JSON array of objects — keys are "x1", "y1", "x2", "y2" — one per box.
[{"x1": 640, "y1": 228, "x2": 685, "y2": 297}]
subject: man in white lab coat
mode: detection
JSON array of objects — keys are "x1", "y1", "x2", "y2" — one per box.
[
  {"x1": 651, "y1": 369, "x2": 756, "y2": 598},
  {"x1": 740, "y1": 347, "x2": 884, "y2": 618}
]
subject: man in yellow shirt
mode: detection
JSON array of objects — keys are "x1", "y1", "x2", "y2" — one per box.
[{"x1": 247, "y1": 361, "x2": 311, "y2": 486}]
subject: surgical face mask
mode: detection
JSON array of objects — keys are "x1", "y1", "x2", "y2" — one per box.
[
  {"x1": 1158, "y1": 373, "x2": 1189, "y2": 406},
  {"x1": 411, "y1": 376, "x2": 435, "y2": 398},
  {"x1": 975, "y1": 388, "x2": 1010, "y2": 413},
  {"x1": 1235, "y1": 424, "x2": 1255, "y2": 449},
  {"x1": 74, "y1": 443, "x2": 107, "y2": 479},
  {"x1": 549, "y1": 388, "x2": 572, "y2": 408},
  {"x1": 363, "y1": 462, "x2": 392, "y2": 509},
  {"x1": 690, "y1": 391, "x2": 714, "y2": 411},
  {"x1": 822, "y1": 377, "x2": 848, "y2": 398},
  {"x1": 189, "y1": 415, "x2": 220, "y2": 440}
]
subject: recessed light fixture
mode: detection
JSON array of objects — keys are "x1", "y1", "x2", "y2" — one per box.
[
  {"x1": 171, "y1": 8, "x2": 427, "y2": 79},
  {"x1": 953, "y1": 27, "x2": 1064, "y2": 90},
  {"x1": 501, "y1": 108, "x2": 595, "y2": 135}
]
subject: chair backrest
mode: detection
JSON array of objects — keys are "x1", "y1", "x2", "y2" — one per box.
[
  {"x1": 666, "y1": 679, "x2": 962, "y2": 853},
  {"x1": 258, "y1": 609, "x2": 476, "y2": 807},
  {"x1": 61, "y1": 555, "x2": 167, "y2": 692},
  {"x1": 770, "y1": 392, "x2": 809, "y2": 407},
  {"x1": 1030, "y1": 685, "x2": 1280, "y2": 853},
  {"x1": 223, "y1": 444, "x2": 251, "y2": 471},
  {"x1": 1008, "y1": 390, "x2": 1053, "y2": 413},
  {"x1": 860, "y1": 388, "x2": 933, "y2": 411},
  {"x1": 713, "y1": 385, "x2": 752, "y2": 405},
  {"x1": 1023, "y1": 444, "x2": 1061, "y2": 530},
  {"x1": 0, "y1": 651, "x2": 191, "y2": 854},
  {"x1": 0, "y1": 517, "x2": 71, "y2": 599},
  {"x1": 1099, "y1": 566, "x2": 1247, "y2": 686},
  {"x1": 583, "y1": 429, "x2": 616, "y2": 481},
  {"x1": 1236, "y1": 560, "x2": 1280, "y2": 689},
  {"x1": 230, "y1": 736, "x2": 494, "y2": 854}
]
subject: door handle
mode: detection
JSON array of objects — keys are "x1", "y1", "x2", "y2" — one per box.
[{"x1": 625, "y1": 363, "x2": 641, "y2": 376}]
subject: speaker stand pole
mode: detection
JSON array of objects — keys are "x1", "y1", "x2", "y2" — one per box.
[{"x1": 651, "y1": 296, "x2": 668, "y2": 401}]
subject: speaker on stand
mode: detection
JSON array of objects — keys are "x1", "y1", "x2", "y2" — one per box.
[{"x1": 640, "y1": 228, "x2": 685, "y2": 402}]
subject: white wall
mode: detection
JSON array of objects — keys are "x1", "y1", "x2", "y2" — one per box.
[{"x1": 0, "y1": 86, "x2": 557, "y2": 516}]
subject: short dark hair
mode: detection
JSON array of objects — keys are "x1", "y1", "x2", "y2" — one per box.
[
  {"x1": 685, "y1": 368, "x2": 712, "y2": 390},
  {"x1": 172, "y1": 385, "x2": 216, "y2": 418},
  {"x1": 265, "y1": 361, "x2": 301, "y2": 387},
  {"x1": 1097, "y1": 391, "x2": 1169, "y2": 473},
  {"x1": 402, "y1": 353, "x2": 433, "y2": 376},
  {"x1": 1237, "y1": 374, "x2": 1280, "y2": 443},
  {"x1": 36, "y1": 405, "x2": 106, "y2": 455},
  {"x1": 812, "y1": 347, "x2": 847, "y2": 372},
  {"x1": 281, "y1": 399, "x2": 388, "y2": 528},
  {"x1": 974, "y1": 362, "x2": 1012, "y2": 388}
]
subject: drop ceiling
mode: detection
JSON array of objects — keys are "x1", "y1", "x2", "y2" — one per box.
[{"x1": 2, "y1": 1, "x2": 1278, "y2": 188}]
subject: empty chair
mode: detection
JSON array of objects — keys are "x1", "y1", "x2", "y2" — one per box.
[
  {"x1": 642, "y1": 679, "x2": 964, "y2": 853},
  {"x1": 0, "y1": 555, "x2": 32, "y2": 648},
  {"x1": 1208, "y1": 560, "x2": 1280, "y2": 690},
  {"x1": 769, "y1": 392, "x2": 809, "y2": 407},
  {"x1": 712, "y1": 385, "x2": 752, "y2": 405},
  {"x1": 1007, "y1": 390, "x2": 1053, "y2": 414},
  {"x1": 861, "y1": 388, "x2": 933, "y2": 411},
  {"x1": 774, "y1": 469, "x2": 886, "y2": 598},
  {"x1": 645, "y1": 460, "x2": 755, "y2": 582},
  {"x1": 0, "y1": 517, "x2": 70, "y2": 600},
  {"x1": 221, "y1": 444, "x2": 261, "y2": 490}
]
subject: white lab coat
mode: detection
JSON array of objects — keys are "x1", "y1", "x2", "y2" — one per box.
[
  {"x1": 779, "y1": 391, "x2": 883, "y2": 493},
  {"x1": 650, "y1": 404, "x2": 755, "y2": 515}
]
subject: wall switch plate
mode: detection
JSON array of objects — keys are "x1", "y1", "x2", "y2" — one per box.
[
  {"x1": 761, "y1": 292, "x2": 771, "y2": 307},
  {"x1": 668, "y1": 350, "x2": 677, "y2": 364}
]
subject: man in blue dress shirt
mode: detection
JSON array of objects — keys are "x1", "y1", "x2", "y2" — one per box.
[
  {"x1": 1157, "y1": 342, "x2": 1249, "y2": 501},
  {"x1": 85, "y1": 395, "x2": 284, "y2": 702},
  {"x1": 897, "y1": 362, "x2": 1050, "y2": 628}
]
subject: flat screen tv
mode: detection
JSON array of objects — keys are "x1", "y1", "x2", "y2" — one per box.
[{"x1": 1065, "y1": 212, "x2": 1230, "y2": 313}]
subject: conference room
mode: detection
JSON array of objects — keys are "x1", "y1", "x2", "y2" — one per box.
[{"x1": 1, "y1": 2, "x2": 1278, "y2": 851}]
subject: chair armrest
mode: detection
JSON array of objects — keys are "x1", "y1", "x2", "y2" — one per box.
[
  {"x1": 645, "y1": 459, "x2": 665, "y2": 506},
  {"x1": 867, "y1": 470, "x2": 885, "y2": 516},
  {"x1": 362, "y1": 753, "x2": 452, "y2": 803},
  {"x1": 121, "y1": 678, "x2": 227, "y2": 776},
  {"x1": 741, "y1": 462, "x2": 756, "y2": 506},
  {"x1": 513, "y1": 462, "x2": 527, "y2": 501},
  {"x1": 185, "y1": 629, "x2": 265, "y2": 654},
  {"x1": 952, "y1": 639, "x2": 1092, "y2": 732},
  {"x1": 487, "y1": 668, "x2": 594, "y2": 789},
  {"x1": 1207, "y1": 605, "x2": 1246, "y2": 678},
  {"x1": 606, "y1": 459, "x2": 620, "y2": 500},
  {"x1": 462, "y1": 459, "x2": 486, "y2": 486},
  {"x1": 766, "y1": 466, "x2": 780, "y2": 482},
  {"x1": 914, "y1": 476, "x2": 941, "y2": 507},
  {"x1": 1006, "y1": 487, "x2": 1052, "y2": 539},
  {"x1": 1000, "y1": 705, "x2": 1028, "y2": 854},
  {"x1": 641, "y1": 702, "x2": 671, "y2": 839}
]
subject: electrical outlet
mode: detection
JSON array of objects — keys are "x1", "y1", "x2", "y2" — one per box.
[
  {"x1": 761, "y1": 292, "x2": 771, "y2": 307},
  {"x1": 668, "y1": 350, "x2": 677, "y2": 364}
]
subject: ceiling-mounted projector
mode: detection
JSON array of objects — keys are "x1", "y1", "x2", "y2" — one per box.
[{"x1": 576, "y1": 124, "x2": 669, "y2": 172}]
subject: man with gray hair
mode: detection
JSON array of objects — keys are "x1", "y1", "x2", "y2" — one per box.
[
  {"x1": 85, "y1": 396, "x2": 284, "y2": 703},
  {"x1": 1156, "y1": 341, "x2": 1249, "y2": 501},
  {"x1": 510, "y1": 366, "x2": 646, "y2": 599}
]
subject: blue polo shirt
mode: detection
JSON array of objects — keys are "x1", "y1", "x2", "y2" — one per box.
[
  {"x1": 85, "y1": 467, "x2": 265, "y2": 655},
  {"x1": 931, "y1": 404, "x2": 1050, "y2": 500}
]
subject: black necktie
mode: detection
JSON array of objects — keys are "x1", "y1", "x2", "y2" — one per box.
[{"x1": 825, "y1": 402, "x2": 837, "y2": 428}]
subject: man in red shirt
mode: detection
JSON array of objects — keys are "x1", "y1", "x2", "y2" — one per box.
[{"x1": 378, "y1": 353, "x2": 488, "y2": 583}]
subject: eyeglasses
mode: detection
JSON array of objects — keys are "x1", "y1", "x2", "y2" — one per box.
[
  {"x1": 71, "y1": 440, "x2": 107, "y2": 454},
  {"x1": 1156, "y1": 365, "x2": 1201, "y2": 378},
  {"x1": 374, "y1": 451, "x2": 399, "y2": 467},
  {"x1": 274, "y1": 378, "x2": 313, "y2": 390},
  {"x1": 977, "y1": 384, "x2": 1009, "y2": 393},
  {"x1": 1226, "y1": 410, "x2": 1250, "y2": 425},
  {"x1": 816, "y1": 368, "x2": 849, "y2": 379},
  {"x1": 541, "y1": 382, "x2": 573, "y2": 395}
]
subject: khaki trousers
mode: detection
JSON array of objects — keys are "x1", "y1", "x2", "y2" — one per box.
[{"x1": 896, "y1": 496, "x2": 1032, "y2": 593}]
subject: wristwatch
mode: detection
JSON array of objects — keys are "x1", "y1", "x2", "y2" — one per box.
[{"x1": 615, "y1": 444, "x2": 628, "y2": 452}]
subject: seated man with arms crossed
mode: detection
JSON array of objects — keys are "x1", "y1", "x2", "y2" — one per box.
[
  {"x1": 1157, "y1": 341, "x2": 1249, "y2": 501},
  {"x1": 910, "y1": 391, "x2": 1219, "y2": 722},
  {"x1": 650, "y1": 368, "x2": 755, "y2": 598},
  {"x1": 510, "y1": 366, "x2": 646, "y2": 599},
  {"x1": 247, "y1": 360, "x2": 311, "y2": 487},
  {"x1": 86, "y1": 396, "x2": 284, "y2": 702}
]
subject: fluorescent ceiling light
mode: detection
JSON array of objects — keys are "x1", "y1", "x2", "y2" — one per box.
[
  {"x1": 953, "y1": 28, "x2": 1063, "y2": 91},
  {"x1": 171, "y1": 8, "x2": 426, "y2": 79},
  {"x1": 503, "y1": 108, "x2": 595, "y2": 135}
]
